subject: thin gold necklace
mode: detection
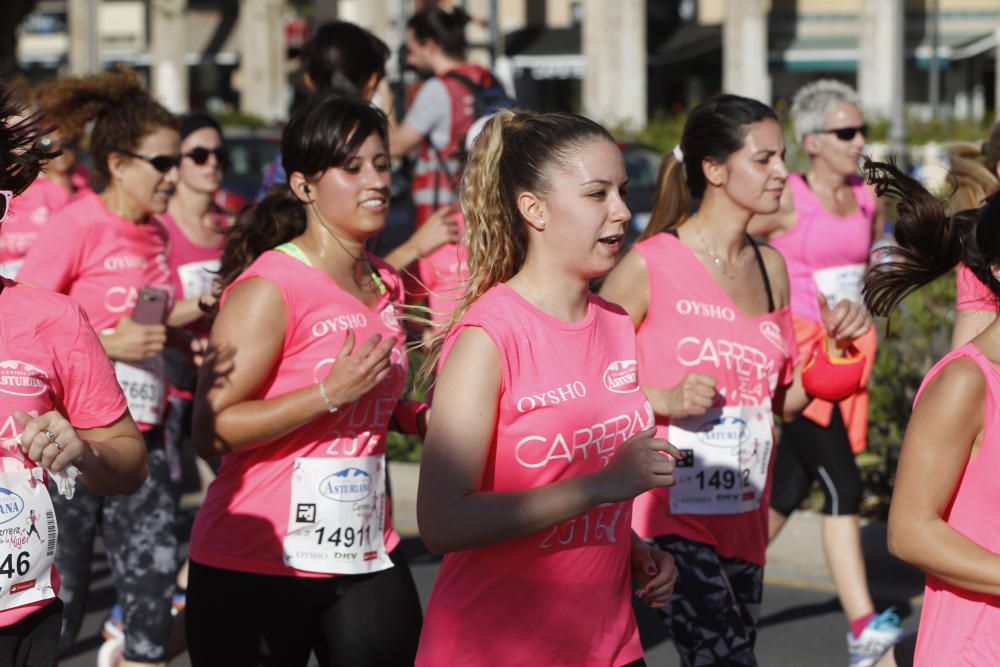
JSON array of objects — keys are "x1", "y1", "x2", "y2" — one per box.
[{"x1": 692, "y1": 219, "x2": 745, "y2": 280}]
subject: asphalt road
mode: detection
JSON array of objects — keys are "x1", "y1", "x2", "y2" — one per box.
[{"x1": 60, "y1": 534, "x2": 922, "y2": 667}]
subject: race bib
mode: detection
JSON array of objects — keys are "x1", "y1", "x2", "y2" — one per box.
[
  {"x1": 114, "y1": 357, "x2": 165, "y2": 425},
  {"x1": 0, "y1": 260, "x2": 23, "y2": 280},
  {"x1": 282, "y1": 456, "x2": 393, "y2": 575},
  {"x1": 0, "y1": 469, "x2": 57, "y2": 611},
  {"x1": 669, "y1": 405, "x2": 773, "y2": 515},
  {"x1": 176, "y1": 259, "x2": 220, "y2": 300},
  {"x1": 813, "y1": 263, "x2": 866, "y2": 307}
]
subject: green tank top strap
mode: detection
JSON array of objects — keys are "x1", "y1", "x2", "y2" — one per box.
[
  {"x1": 275, "y1": 241, "x2": 388, "y2": 296},
  {"x1": 275, "y1": 242, "x2": 312, "y2": 267}
]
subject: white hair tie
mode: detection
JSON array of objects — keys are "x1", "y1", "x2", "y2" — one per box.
[{"x1": 672, "y1": 144, "x2": 684, "y2": 164}]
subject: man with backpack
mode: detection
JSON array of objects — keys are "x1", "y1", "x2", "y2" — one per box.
[{"x1": 391, "y1": 4, "x2": 514, "y2": 320}]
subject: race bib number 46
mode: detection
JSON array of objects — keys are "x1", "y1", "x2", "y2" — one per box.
[
  {"x1": 0, "y1": 470, "x2": 57, "y2": 611},
  {"x1": 282, "y1": 456, "x2": 393, "y2": 575},
  {"x1": 669, "y1": 405, "x2": 773, "y2": 515}
]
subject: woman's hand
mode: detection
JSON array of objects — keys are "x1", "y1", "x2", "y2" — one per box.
[
  {"x1": 100, "y1": 315, "x2": 167, "y2": 362},
  {"x1": 631, "y1": 536, "x2": 678, "y2": 608},
  {"x1": 385, "y1": 205, "x2": 462, "y2": 271},
  {"x1": 321, "y1": 330, "x2": 397, "y2": 408},
  {"x1": 597, "y1": 426, "x2": 681, "y2": 504},
  {"x1": 15, "y1": 410, "x2": 90, "y2": 473},
  {"x1": 656, "y1": 373, "x2": 717, "y2": 418},
  {"x1": 819, "y1": 294, "x2": 871, "y2": 346}
]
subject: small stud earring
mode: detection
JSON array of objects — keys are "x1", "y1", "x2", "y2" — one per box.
[{"x1": 538, "y1": 219, "x2": 545, "y2": 228}]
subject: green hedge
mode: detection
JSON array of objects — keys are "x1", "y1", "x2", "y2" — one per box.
[{"x1": 860, "y1": 272, "x2": 956, "y2": 516}]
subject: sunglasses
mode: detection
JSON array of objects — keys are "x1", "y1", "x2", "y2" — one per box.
[
  {"x1": 184, "y1": 146, "x2": 228, "y2": 167},
  {"x1": 0, "y1": 191, "x2": 10, "y2": 225},
  {"x1": 819, "y1": 125, "x2": 868, "y2": 141},
  {"x1": 117, "y1": 149, "x2": 181, "y2": 173}
]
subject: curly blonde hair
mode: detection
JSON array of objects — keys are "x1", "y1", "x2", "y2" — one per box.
[{"x1": 419, "y1": 109, "x2": 615, "y2": 382}]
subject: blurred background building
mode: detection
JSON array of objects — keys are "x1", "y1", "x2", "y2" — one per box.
[{"x1": 6, "y1": 0, "x2": 1000, "y2": 131}]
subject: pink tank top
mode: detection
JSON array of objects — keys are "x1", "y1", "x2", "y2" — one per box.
[
  {"x1": 912, "y1": 344, "x2": 1000, "y2": 665},
  {"x1": 189, "y1": 250, "x2": 408, "y2": 577},
  {"x1": 0, "y1": 279, "x2": 126, "y2": 627},
  {"x1": 770, "y1": 173, "x2": 875, "y2": 323},
  {"x1": 0, "y1": 177, "x2": 87, "y2": 279},
  {"x1": 417, "y1": 284, "x2": 649, "y2": 667},
  {"x1": 956, "y1": 264, "x2": 997, "y2": 312},
  {"x1": 629, "y1": 233, "x2": 798, "y2": 565}
]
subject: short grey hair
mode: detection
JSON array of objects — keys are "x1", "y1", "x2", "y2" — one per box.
[{"x1": 791, "y1": 79, "x2": 861, "y2": 143}]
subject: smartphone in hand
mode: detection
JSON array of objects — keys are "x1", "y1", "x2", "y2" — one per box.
[{"x1": 132, "y1": 287, "x2": 169, "y2": 325}]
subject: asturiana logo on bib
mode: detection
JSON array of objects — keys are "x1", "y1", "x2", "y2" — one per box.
[
  {"x1": 319, "y1": 468, "x2": 372, "y2": 503},
  {"x1": 695, "y1": 416, "x2": 749, "y2": 448},
  {"x1": 603, "y1": 360, "x2": 638, "y2": 393},
  {"x1": 0, "y1": 487, "x2": 24, "y2": 525},
  {"x1": 0, "y1": 360, "x2": 48, "y2": 397}
]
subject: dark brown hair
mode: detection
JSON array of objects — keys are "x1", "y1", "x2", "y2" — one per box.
[
  {"x1": 407, "y1": 5, "x2": 471, "y2": 59},
  {"x1": 35, "y1": 68, "x2": 177, "y2": 187},
  {"x1": 863, "y1": 158, "x2": 998, "y2": 316},
  {"x1": 0, "y1": 85, "x2": 59, "y2": 195},
  {"x1": 640, "y1": 94, "x2": 779, "y2": 240},
  {"x1": 208, "y1": 95, "x2": 388, "y2": 312},
  {"x1": 983, "y1": 121, "x2": 1000, "y2": 177}
]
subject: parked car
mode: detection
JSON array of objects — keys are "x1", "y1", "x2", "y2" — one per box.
[{"x1": 216, "y1": 126, "x2": 282, "y2": 212}]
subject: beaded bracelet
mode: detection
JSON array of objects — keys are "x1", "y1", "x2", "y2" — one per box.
[{"x1": 317, "y1": 381, "x2": 339, "y2": 414}]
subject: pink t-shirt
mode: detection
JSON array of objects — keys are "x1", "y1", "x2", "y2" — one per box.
[
  {"x1": 188, "y1": 250, "x2": 408, "y2": 577},
  {"x1": 16, "y1": 191, "x2": 172, "y2": 429},
  {"x1": 17, "y1": 191, "x2": 173, "y2": 333},
  {"x1": 912, "y1": 344, "x2": 1000, "y2": 665},
  {"x1": 770, "y1": 174, "x2": 875, "y2": 323},
  {"x1": 0, "y1": 279, "x2": 127, "y2": 627},
  {"x1": 418, "y1": 214, "x2": 468, "y2": 322},
  {"x1": 417, "y1": 284, "x2": 649, "y2": 667},
  {"x1": 0, "y1": 177, "x2": 88, "y2": 279},
  {"x1": 956, "y1": 264, "x2": 997, "y2": 312},
  {"x1": 629, "y1": 233, "x2": 798, "y2": 566}
]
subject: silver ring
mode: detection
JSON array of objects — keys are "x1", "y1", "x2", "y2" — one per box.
[{"x1": 44, "y1": 430, "x2": 56, "y2": 444}]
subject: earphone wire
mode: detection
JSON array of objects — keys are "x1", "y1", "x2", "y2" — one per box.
[{"x1": 306, "y1": 196, "x2": 387, "y2": 296}]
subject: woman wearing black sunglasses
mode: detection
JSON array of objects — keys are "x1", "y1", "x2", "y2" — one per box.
[
  {"x1": 17, "y1": 68, "x2": 184, "y2": 667},
  {"x1": 749, "y1": 80, "x2": 900, "y2": 666}
]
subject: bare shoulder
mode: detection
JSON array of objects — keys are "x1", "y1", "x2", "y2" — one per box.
[
  {"x1": 214, "y1": 277, "x2": 288, "y2": 340},
  {"x1": 917, "y1": 356, "x2": 987, "y2": 411}
]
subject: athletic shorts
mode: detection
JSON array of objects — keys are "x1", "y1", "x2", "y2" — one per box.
[{"x1": 770, "y1": 409, "x2": 863, "y2": 516}]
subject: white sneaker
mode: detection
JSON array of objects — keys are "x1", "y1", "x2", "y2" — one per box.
[
  {"x1": 96, "y1": 636, "x2": 124, "y2": 667},
  {"x1": 847, "y1": 608, "x2": 904, "y2": 667}
]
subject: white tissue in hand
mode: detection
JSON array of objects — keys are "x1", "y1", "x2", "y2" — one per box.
[{"x1": 48, "y1": 465, "x2": 80, "y2": 499}]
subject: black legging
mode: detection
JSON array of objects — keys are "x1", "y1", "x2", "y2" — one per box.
[{"x1": 186, "y1": 547, "x2": 422, "y2": 666}]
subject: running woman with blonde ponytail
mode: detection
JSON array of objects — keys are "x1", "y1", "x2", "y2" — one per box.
[
  {"x1": 416, "y1": 109, "x2": 681, "y2": 667},
  {"x1": 601, "y1": 94, "x2": 872, "y2": 666}
]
